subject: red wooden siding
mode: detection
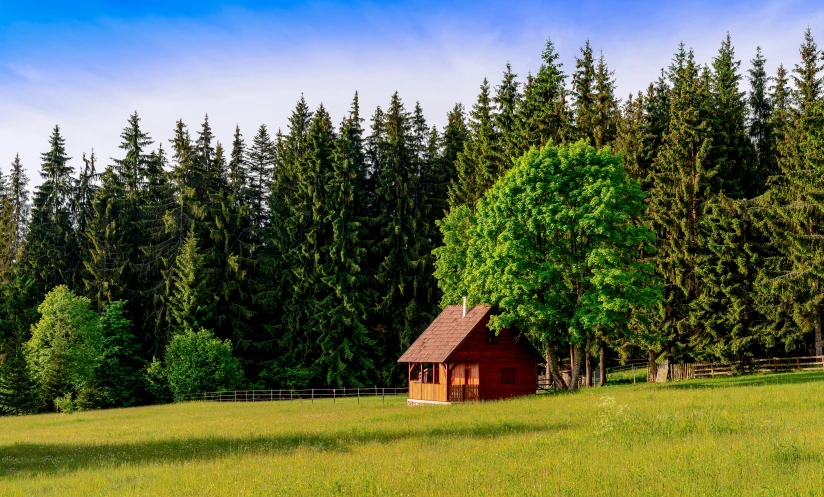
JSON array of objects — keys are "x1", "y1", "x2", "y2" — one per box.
[{"x1": 448, "y1": 315, "x2": 538, "y2": 400}]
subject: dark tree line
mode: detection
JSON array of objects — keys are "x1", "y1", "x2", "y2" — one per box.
[{"x1": 1, "y1": 30, "x2": 824, "y2": 412}]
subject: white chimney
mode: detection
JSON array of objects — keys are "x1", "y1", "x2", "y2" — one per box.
[{"x1": 462, "y1": 296, "x2": 467, "y2": 318}]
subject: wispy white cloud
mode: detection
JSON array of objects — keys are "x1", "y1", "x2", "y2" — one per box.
[{"x1": 0, "y1": 0, "x2": 821, "y2": 182}]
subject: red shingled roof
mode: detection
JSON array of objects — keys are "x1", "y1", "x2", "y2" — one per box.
[{"x1": 397, "y1": 304, "x2": 492, "y2": 363}]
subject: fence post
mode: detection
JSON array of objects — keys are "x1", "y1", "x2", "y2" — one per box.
[
  {"x1": 632, "y1": 365, "x2": 636, "y2": 384},
  {"x1": 382, "y1": 387, "x2": 385, "y2": 403},
  {"x1": 333, "y1": 389, "x2": 336, "y2": 404},
  {"x1": 291, "y1": 389, "x2": 293, "y2": 401},
  {"x1": 311, "y1": 389, "x2": 314, "y2": 404},
  {"x1": 357, "y1": 388, "x2": 360, "y2": 404}
]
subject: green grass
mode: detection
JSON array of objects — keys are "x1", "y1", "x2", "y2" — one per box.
[{"x1": 3, "y1": 373, "x2": 824, "y2": 496}]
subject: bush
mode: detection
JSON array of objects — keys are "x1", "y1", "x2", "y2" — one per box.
[
  {"x1": 25, "y1": 286, "x2": 101, "y2": 410},
  {"x1": 161, "y1": 329, "x2": 244, "y2": 399}
]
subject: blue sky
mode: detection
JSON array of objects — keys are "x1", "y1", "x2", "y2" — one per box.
[{"x1": 1, "y1": 1, "x2": 822, "y2": 182}]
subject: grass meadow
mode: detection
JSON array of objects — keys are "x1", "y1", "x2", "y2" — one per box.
[{"x1": 2, "y1": 373, "x2": 824, "y2": 496}]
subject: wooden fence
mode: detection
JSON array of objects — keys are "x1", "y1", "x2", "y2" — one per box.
[
  {"x1": 667, "y1": 356, "x2": 824, "y2": 382},
  {"x1": 181, "y1": 387, "x2": 408, "y2": 403}
]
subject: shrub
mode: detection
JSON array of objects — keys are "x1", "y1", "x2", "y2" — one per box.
[{"x1": 162, "y1": 329, "x2": 244, "y2": 399}]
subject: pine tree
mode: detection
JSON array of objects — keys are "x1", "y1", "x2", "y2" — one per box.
[
  {"x1": 647, "y1": 48, "x2": 715, "y2": 362},
  {"x1": 708, "y1": 34, "x2": 758, "y2": 199},
  {"x1": 448, "y1": 79, "x2": 504, "y2": 208},
  {"x1": 113, "y1": 112, "x2": 153, "y2": 194},
  {"x1": 771, "y1": 64, "x2": 792, "y2": 148},
  {"x1": 7, "y1": 154, "x2": 29, "y2": 257},
  {"x1": 228, "y1": 125, "x2": 249, "y2": 205},
  {"x1": 593, "y1": 51, "x2": 620, "y2": 149},
  {"x1": 167, "y1": 228, "x2": 214, "y2": 334},
  {"x1": 166, "y1": 119, "x2": 206, "y2": 245},
  {"x1": 571, "y1": 40, "x2": 597, "y2": 144},
  {"x1": 284, "y1": 104, "x2": 337, "y2": 371},
  {"x1": 516, "y1": 38, "x2": 569, "y2": 151},
  {"x1": 434, "y1": 103, "x2": 467, "y2": 215},
  {"x1": 792, "y1": 27, "x2": 823, "y2": 111},
  {"x1": 315, "y1": 98, "x2": 376, "y2": 386},
  {"x1": 614, "y1": 92, "x2": 646, "y2": 181},
  {"x1": 0, "y1": 332, "x2": 39, "y2": 414},
  {"x1": 195, "y1": 114, "x2": 220, "y2": 192},
  {"x1": 25, "y1": 125, "x2": 77, "y2": 291},
  {"x1": 759, "y1": 30, "x2": 824, "y2": 356},
  {"x1": 72, "y1": 151, "x2": 98, "y2": 293},
  {"x1": 207, "y1": 142, "x2": 254, "y2": 349},
  {"x1": 95, "y1": 300, "x2": 144, "y2": 407},
  {"x1": 136, "y1": 145, "x2": 175, "y2": 352},
  {"x1": 255, "y1": 98, "x2": 314, "y2": 386},
  {"x1": 83, "y1": 165, "x2": 128, "y2": 308},
  {"x1": 748, "y1": 47, "x2": 776, "y2": 187},
  {"x1": 247, "y1": 124, "x2": 274, "y2": 242},
  {"x1": 372, "y1": 92, "x2": 434, "y2": 382},
  {"x1": 493, "y1": 63, "x2": 522, "y2": 161}
]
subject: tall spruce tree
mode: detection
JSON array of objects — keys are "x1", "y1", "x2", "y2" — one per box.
[
  {"x1": 256, "y1": 97, "x2": 314, "y2": 386},
  {"x1": 71, "y1": 152, "x2": 98, "y2": 293},
  {"x1": 708, "y1": 34, "x2": 758, "y2": 199},
  {"x1": 0, "y1": 331, "x2": 39, "y2": 414},
  {"x1": 571, "y1": 40, "x2": 597, "y2": 145},
  {"x1": 167, "y1": 228, "x2": 214, "y2": 334},
  {"x1": 315, "y1": 97, "x2": 376, "y2": 386},
  {"x1": 283, "y1": 104, "x2": 337, "y2": 373},
  {"x1": 448, "y1": 79, "x2": 504, "y2": 208},
  {"x1": 247, "y1": 124, "x2": 275, "y2": 242},
  {"x1": 7, "y1": 155, "x2": 29, "y2": 259},
  {"x1": 748, "y1": 47, "x2": 777, "y2": 187},
  {"x1": 26, "y1": 125, "x2": 77, "y2": 292},
  {"x1": 136, "y1": 145, "x2": 175, "y2": 352},
  {"x1": 372, "y1": 92, "x2": 434, "y2": 382},
  {"x1": 435, "y1": 104, "x2": 467, "y2": 216},
  {"x1": 516, "y1": 38, "x2": 570, "y2": 151},
  {"x1": 593, "y1": 51, "x2": 620, "y2": 149},
  {"x1": 759, "y1": 30, "x2": 824, "y2": 356},
  {"x1": 647, "y1": 48, "x2": 715, "y2": 362},
  {"x1": 493, "y1": 63, "x2": 522, "y2": 161}
]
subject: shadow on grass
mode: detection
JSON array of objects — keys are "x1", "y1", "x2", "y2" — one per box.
[
  {"x1": 0, "y1": 419, "x2": 561, "y2": 478},
  {"x1": 663, "y1": 371, "x2": 824, "y2": 390}
]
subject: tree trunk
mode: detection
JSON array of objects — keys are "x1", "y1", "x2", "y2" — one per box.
[
  {"x1": 599, "y1": 343, "x2": 606, "y2": 386},
  {"x1": 815, "y1": 304, "x2": 822, "y2": 357},
  {"x1": 545, "y1": 344, "x2": 550, "y2": 387},
  {"x1": 548, "y1": 350, "x2": 567, "y2": 390},
  {"x1": 569, "y1": 344, "x2": 585, "y2": 390},
  {"x1": 647, "y1": 349, "x2": 656, "y2": 383}
]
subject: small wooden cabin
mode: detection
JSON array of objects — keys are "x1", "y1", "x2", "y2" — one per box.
[{"x1": 398, "y1": 304, "x2": 545, "y2": 404}]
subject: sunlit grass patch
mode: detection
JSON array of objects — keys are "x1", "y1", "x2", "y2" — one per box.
[{"x1": 2, "y1": 372, "x2": 824, "y2": 495}]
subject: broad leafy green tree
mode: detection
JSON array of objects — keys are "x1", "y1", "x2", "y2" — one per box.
[
  {"x1": 25, "y1": 285, "x2": 101, "y2": 410},
  {"x1": 441, "y1": 141, "x2": 660, "y2": 389}
]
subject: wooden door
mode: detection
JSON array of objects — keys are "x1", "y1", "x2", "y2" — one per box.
[{"x1": 448, "y1": 363, "x2": 479, "y2": 402}]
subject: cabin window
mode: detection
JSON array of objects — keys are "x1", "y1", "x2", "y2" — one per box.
[
  {"x1": 409, "y1": 363, "x2": 421, "y2": 382},
  {"x1": 421, "y1": 364, "x2": 440, "y2": 384},
  {"x1": 422, "y1": 364, "x2": 432, "y2": 383},
  {"x1": 486, "y1": 328, "x2": 498, "y2": 345},
  {"x1": 500, "y1": 367, "x2": 516, "y2": 384}
]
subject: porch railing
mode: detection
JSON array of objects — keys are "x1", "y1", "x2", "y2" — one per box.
[{"x1": 448, "y1": 384, "x2": 479, "y2": 402}]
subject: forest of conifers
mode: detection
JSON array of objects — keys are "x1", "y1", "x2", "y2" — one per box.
[{"x1": 1, "y1": 29, "x2": 824, "y2": 412}]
